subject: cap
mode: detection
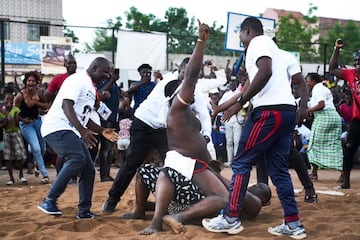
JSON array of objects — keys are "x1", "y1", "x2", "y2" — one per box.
[{"x1": 209, "y1": 88, "x2": 219, "y2": 94}]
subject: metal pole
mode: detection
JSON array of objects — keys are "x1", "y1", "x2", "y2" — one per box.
[
  {"x1": 0, "y1": 20, "x2": 5, "y2": 88},
  {"x1": 323, "y1": 43, "x2": 328, "y2": 75},
  {"x1": 112, "y1": 28, "x2": 115, "y2": 64},
  {"x1": 166, "y1": 33, "x2": 169, "y2": 70}
]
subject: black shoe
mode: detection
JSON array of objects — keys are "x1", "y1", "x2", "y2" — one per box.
[
  {"x1": 304, "y1": 194, "x2": 318, "y2": 203},
  {"x1": 102, "y1": 199, "x2": 117, "y2": 213},
  {"x1": 101, "y1": 176, "x2": 114, "y2": 182},
  {"x1": 76, "y1": 212, "x2": 98, "y2": 219}
]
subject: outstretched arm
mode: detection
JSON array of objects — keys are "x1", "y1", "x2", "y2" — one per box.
[
  {"x1": 329, "y1": 39, "x2": 344, "y2": 79},
  {"x1": 175, "y1": 20, "x2": 210, "y2": 108}
]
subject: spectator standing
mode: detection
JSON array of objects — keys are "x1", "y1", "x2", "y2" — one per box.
[
  {"x1": 14, "y1": 71, "x2": 49, "y2": 184},
  {"x1": 306, "y1": 72, "x2": 343, "y2": 181},
  {"x1": 218, "y1": 78, "x2": 244, "y2": 166},
  {"x1": 209, "y1": 90, "x2": 227, "y2": 163},
  {"x1": 329, "y1": 39, "x2": 360, "y2": 189},
  {"x1": 116, "y1": 108, "x2": 132, "y2": 167},
  {"x1": 127, "y1": 64, "x2": 156, "y2": 116},
  {"x1": 41, "y1": 54, "x2": 77, "y2": 103},
  {"x1": 0, "y1": 93, "x2": 28, "y2": 185},
  {"x1": 338, "y1": 92, "x2": 353, "y2": 130},
  {"x1": 96, "y1": 68, "x2": 120, "y2": 182}
]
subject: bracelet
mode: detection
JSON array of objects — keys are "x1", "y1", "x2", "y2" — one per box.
[
  {"x1": 197, "y1": 38, "x2": 204, "y2": 42},
  {"x1": 177, "y1": 94, "x2": 191, "y2": 106}
]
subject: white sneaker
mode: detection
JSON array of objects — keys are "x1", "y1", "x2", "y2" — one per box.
[
  {"x1": 6, "y1": 180, "x2": 14, "y2": 185},
  {"x1": 268, "y1": 223, "x2": 307, "y2": 239},
  {"x1": 20, "y1": 177, "x2": 28, "y2": 183},
  {"x1": 202, "y1": 214, "x2": 243, "y2": 234}
]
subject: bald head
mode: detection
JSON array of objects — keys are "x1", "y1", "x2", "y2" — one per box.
[
  {"x1": 64, "y1": 53, "x2": 77, "y2": 75},
  {"x1": 87, "y1": 57, "x2": 113, "y2": 84}
]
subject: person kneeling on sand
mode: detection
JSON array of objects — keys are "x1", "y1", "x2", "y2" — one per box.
[{"x1": 120, "y1": 163, "x2": 271, "y2": 235}]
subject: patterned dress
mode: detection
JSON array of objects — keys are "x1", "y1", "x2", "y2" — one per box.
[{"x1": 307, "y1": 83, "x2": 343, "y2": 170}]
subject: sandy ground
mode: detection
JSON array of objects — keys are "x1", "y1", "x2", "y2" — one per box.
[{"x1": 0, "y1": 165, "x2": 359, "y2": 240}]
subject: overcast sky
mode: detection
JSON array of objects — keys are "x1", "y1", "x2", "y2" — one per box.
[{"x1": 62, "y1": 0, "x2": 359, "y2": 48}]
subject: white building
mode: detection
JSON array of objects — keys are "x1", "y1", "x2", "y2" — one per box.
[{"x1": 0, "y1": 0, "x2": 63, "y2": 83}]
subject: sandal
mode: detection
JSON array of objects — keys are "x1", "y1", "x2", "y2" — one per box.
[
  {"x1": 41, "y1": 177, "x2": 49, "y2": 184},
  {"x1": 6, "y1": 180, "x2": 14, "y2": 186}
]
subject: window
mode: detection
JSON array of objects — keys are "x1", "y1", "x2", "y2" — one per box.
[
  {"x1": 0, "y1": 19, "x2": 10, "y2": 40},
  {"x1": 27, "y1": 21, "x2": 49, "y2": 41}
]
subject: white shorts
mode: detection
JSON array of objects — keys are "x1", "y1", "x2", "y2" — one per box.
[{"x1": 164, "y1": 150, "x2": 196, "y2": 180}]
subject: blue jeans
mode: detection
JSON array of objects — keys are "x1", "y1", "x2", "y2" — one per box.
[
  {"x1": 44, "y1": 130, "x2": 95, "y2": 215},
  {"x1": 19, "y1": 118, "x2": 48, "y2": 177}
]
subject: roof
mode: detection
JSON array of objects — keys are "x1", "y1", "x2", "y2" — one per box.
[{"x1": 271, "y1": 9, "x2": 304, "y2": 19}]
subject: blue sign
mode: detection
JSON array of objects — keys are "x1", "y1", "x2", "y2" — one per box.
[{"x1": 0, "y1": 43, "x2": 41, "y2": 64}]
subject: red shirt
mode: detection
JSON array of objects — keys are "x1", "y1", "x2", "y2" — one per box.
[
  {"x1": 47, "y1": 73, "x2": 69, "y2": 93},
  {"x1": 342, "y1": 69, "x2": 360, "y2": 120},
  {"x1": 339, "y1": 103, "x2": 353, "y2": 123}
]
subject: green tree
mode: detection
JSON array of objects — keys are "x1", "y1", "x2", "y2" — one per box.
[
  {"x1": 88, "y1": 6, "x2": 232, "y2": 56},
  {"x1": 125, "y1": 6, "x2": 162, "y2": 31},
  {"x1": 85, "y1": 17, "x2": 122, "y2": 53},
  {"x1": 125, "y1": 7, "x2": 231, "y2": 56},
  {"x1": 206, "y1": 22, "x2": 233, "y2": 56},
  {"x1": 323, "y1": 20, "x2": 360, "y2": 65},
  {"x1": 276, "y1": 4, "x2": 319, "y2": 62},
  {"x1": 164, "y1": 7, "x2": 196, "y2": 54}
]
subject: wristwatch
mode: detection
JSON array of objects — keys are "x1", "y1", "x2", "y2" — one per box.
[{"x1": 237, "y1": 96, "x2": 246, "y2": 106}]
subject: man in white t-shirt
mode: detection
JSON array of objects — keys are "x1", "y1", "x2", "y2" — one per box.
[
  {"x1": 202, "y1": 17, "x2": 308, "y2": 239},
  {"x1": 38, "y1": 57, "x2": 119, "y2": 219}
]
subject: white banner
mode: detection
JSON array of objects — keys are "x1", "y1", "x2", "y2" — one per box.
[{"x1": 116, "y1": 30, "x2": 167, "y2": 72}]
